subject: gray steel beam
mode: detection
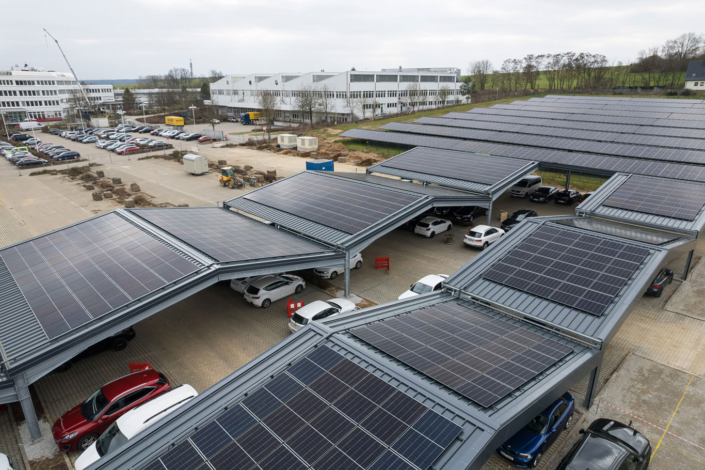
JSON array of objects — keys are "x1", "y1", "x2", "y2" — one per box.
[
  {"x1": 344, "y1": 254, "x2": 351, "y2": 297},
  {"x1": 565, "y1": 171, "x2": 571, "y2": 190},
  {"x1": 584, "y1": 361, "x2": 602, "y2": 409},
  {"x1": 14, "y1": 373, "x2": 40, "y2": 441},
  {"x1": 683, "y1": 249, "x2": 694, "y2": 280},
  {"x1": 487, "y1": 201, "x2": 493, "y2": 227}
]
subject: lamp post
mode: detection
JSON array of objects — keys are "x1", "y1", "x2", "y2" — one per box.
[
  {"x1": 189, "y1": 105, "x2": 197, "y2": 128},
  {"x1": 1, "y1": 111, "x2": 10, "y2": 139},
  {"x1": 140, "y1": 102, "x2": 147, "y2": 126}
]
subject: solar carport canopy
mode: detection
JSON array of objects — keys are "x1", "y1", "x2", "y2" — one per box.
[{"x1": 339, "y1": 129, "x2": 705, "y2": 182}]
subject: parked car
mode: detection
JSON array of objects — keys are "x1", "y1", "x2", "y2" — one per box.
[
  {"x1": 9, "y1": 152, "x2": 33, "y2": 163},
  {"x1": 398, "y1": 274, "x2": 448, "y2": 300},
  {"x1": 400, "y1": 213, "x2": 432, "y2": 232},
  {"x1": 557, "y1": 419, "x2": 651, "y2": 470},
  {"x1": 51, "y1": 369, "x2": 170, "y2": 452},
  {"x1": 463, "y1": 225, "x2": 505, "y2": 249},
  {"x1": 498, "y1": 393, "x2": 575, "y2": 468},
  {"x1": 98, "y1": 140, "x2": 117, "y2": 149},
  {"x1": 16, "y1": 156, "x2": 47, "y2": 167},
  {"x1": 645, "y1": 268, "x2": 674, "y2": 297},
  {"x1": 49, "y1": 149, "x2": 72, "y2": 158},
  {"x1": 11, "y1": 134, "x2": 32, "y2": 142},
  {"x1": 453, "y1": 206, "x2": 488, "y2": 223},
  {"x1": 501, "y1": 209, "x2": 538, "y2": 232},
  {"x1": 229, "y1": 275, "x2": 268, "y2": 294},
  {"x1": 148, "y1": 140, "x2": 167, "y2": 148},
  {"x1": 198, "y1": 136, "x2": 217, "y2": 143},
  {"x1": 0, "y1": 453, "x2": 11, "y2": 470},
  {"x1": 82, "y1": 136, "x2": 99, "y2": 144},
  {"x1": 288, "y1": 299, "x2": 357, "y2": 333},
  {"x1": 116, "y1": 145, "x2": 139, "y2": 155},
  {"x1": 579, "y1": 191, "x2": 594, "y2": 204},
  {"x1": 414, "y1": 217, "x2": 452, "y2": 238},
  {"x1": 55, "y1": 151, "x2": 81, "y2": 161},
  {"x1": 139, "y1": 127, "x2": 154, "y2": 133},
  {"x1": 150, "y1": 129, "x2": 161, "y2": 136},
  {"x1": 211, "y1": 119, "x2": 221, "y2": 124},
  {"x1": 313, "y1": 253, "x2": 363, "y2": 279},
  {"x1": 133, "y1": 138, "x2": 151, "y2": 145},
  {"x1": 73, "y1": 385, "x2": 197, "y2": 470},
  {"x1": 529, "y1": 186, "x2": 559, "y2": 203},
  {"x1": 554, "y1": 189, "x2": 582, "y2": 205},
  {"x1": 50, "y1": 128, "x2": 63, "y2": 135},
  {"x1": 433, "y1": 206, "x2": 458, "y2": 217},
  {"x1": 55, "y1": 328, "x2": 136, "y2": 373},
  {"x1": 24, "y1": 138, "x2": 41, "y2": 146},
  {"x1": 510, "y1": 176, "x2": 543, "y2": 198},
  {"x1": 185, "y1": 133, "x2": 202, "y2": 141},
  {"x1": 244, "y1": 274, "x2": 305, "y2": 308}
]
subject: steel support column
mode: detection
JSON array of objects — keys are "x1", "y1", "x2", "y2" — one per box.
[
  {"x1": 565, "y1": 171, "x2": 571, "y2": 190},
  {"x1": 584, "y1": 361, "x2": 602, "y2": 409},
  {"x1": 683, "y1": 249, "x2": 694, "y2": 280},
  {"x1": 14, "y1": 373, "x2": 41, "y2": 441},
  {"x1": 344, "y1": 253, "x2": 351, "y2": 297},
  {"x1": 487, "y1": 201, "x2": 493, "y2": 227}
]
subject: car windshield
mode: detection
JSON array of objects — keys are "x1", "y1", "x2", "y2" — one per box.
[
  {"x1": 536, "y1": 187, "x2": 552, "y2": 194},
  {"x1": 292, "y1": 313, "x2": 308, "y2": 325},
  {"x1": 511, "y1": 213, "x2": 528, "y2": 221},
  {"x1": 411, "y1": 282, "x2": 433, "y2": 294},
  {"x1": 325, "y1": 301, "x2": 342, "y2": 311},
  {"x1": 467, "y1": 231, "x2": 483, "y2": 238},
  {"x1": 525, "y1": 414, "x2": 550, "y2": 434},
  {"x1": 246, "y1": 285, "x2": 260, "y2": 295},
  {"x1": 95, "y1": 422, "x2": 129, "y2": 457},
  {"x1": 515, "y1": 180, "x2": 531, "y2": 188},
  {"x1": 81, "y1": 389, "x2": 110, "y2": 421}
]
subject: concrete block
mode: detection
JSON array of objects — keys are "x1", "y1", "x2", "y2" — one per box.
[
  {"x1": 103, "y1": 191, "x2": 113, "y2": 198},
  {"x1": 130, "y1": 183, "x2": 141, "y2": 192},
  {"x1": 85, "y1": 184, "x2": 94, "y2": 190},
  {"x1": 124, "y1": 199, "x2": 136, "y2": 208},
  {"x1": 96, "y1": 170, "x2": 105, "y2": 178},
  {"x1": 218, "y1": 160, "x2": 227, "y2": 165},
  {"x1": 112, "y1": 177, "x2": 122, "y2": 184},
  {"x1": 338, "y1": 157, "x2": 347, "y2": 163},
  {"x1": 92, "y1": 191, "x2": 103, "y2": 201}
]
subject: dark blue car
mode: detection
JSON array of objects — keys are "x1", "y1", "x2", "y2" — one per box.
[
  {"x1": 497, "y1": 392, "x2": 574, "y2": 468},
  {"x1": 55, "y1": 151, "x2": 80, "y2": 161}
]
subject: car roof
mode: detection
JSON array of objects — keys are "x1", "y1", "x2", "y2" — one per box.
[
  {"x1": 416, "y1": 274, "x2": 448, "y2": 286},
  {"x1": 101, "y1": 369, "x2": 160, "y2": 402},
  {"x1": 512, "y1": 209, "x2": 534, "y2": 214},
  {"x1": 116, "y1": 385, "x2": 197, "y2": 438},
  {"x1": 566, "y1": 434, "x2": 627, "y2": 470},
  {"x1": 469, "y1": 225, "x2": 492, "y2": 232},
  {"x1": 250, "y1": 275, "x2": 285, "y2": 287},
  {"x1": 420, "y1": 217, "x2": 442, "y2": 222}
]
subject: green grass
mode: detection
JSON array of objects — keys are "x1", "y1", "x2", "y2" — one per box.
[
  {"x1": 535, "y1": 170, "x2": 609, "y2": 193},
  {"x1": 334, "y1": 140, "x2": 404, "y2": 159}
]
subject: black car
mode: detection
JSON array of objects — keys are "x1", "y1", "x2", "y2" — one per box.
[
  {"x1": 50, "y1": 128, "x2": 63, "y2": 135},
  {"x1": 501, "y1": 209, "x2": 538, "y2": 231},
  {"x1": 400, "y1": 213, "x2": 430, "y2": 232},
  {"x1": 434, "y1": 206, "x2": 459, "y2": 217},
  {"x1": 139, "y1": 127, "x2": 154, "y2": 133},
  {"x1": 16, "y1": 156, "x2": 48, "y2": 167},
  {"x1": 453, "y1": 206, "x2": 488, "y2": 223},
  {"x1": 185, "y1": 133, "x2": 202, "y2": 141},
  {"x1": 529, "y1": 186, "x2": 559, "y2": 203},
  {"x1": 645, "y1": 268, "x2": 673, "y2": 297},
  {"x1": 55, "y1": 151, "x2": 80, "y2": 161},
  {"x1": 557, "y1": 419, "x2": 651, "y2": 470},
  {"x1": 554, "y1": 189, "x2": 582, "y2": 205},
  {"x1": 11, "y1": 134, "x2": 32, "y2": 142},
  {"x1": 55, "y1": 327, "x2": 137, "y2": 372}
]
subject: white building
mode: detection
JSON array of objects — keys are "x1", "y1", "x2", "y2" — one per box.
[
  {"x1": 0, "y1": 65, "x2": 114, "y2": 124},
  {"x1": 208, "y1": 68, "x2": 462, "y2": 123}
]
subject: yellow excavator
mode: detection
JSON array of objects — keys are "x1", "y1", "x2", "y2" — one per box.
[{"x1": 218, "y1": 167, "x2": 243, "y2": 189}]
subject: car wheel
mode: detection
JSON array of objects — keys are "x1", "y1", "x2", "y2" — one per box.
[
  {"x1": 355, "y1": 261, "x2": 362, "y2": 269},
  {"x1": 532, "y1": 452, "x2": 542, "y2": 468},
  {"x1": 447, "y1": 224, "x2": 452, "y2": 231},
  {"x1": 330, "y1": 271, "x2": 338, "y2": 280},
  {"x1": 565, "y1": 414, "x2": 573, "y2": 429},
  {"x1": 295, "y1": 284, "x2": 304, "y2": 294},
  {"x1": 112, "y1": 338, "x2": 128, "y2": 351},
  {"x1": 78, "y1": 433, "x2": 99, "y2": 451},
  {"x1": 261, "y1": 299, "x2": 271, "y2": 308},
  {"x1": 220, "y1": 179, "x2": 225, "y2": 187},
  {"x1": 482, "y1": 242, "x2": 488, "y2": 250},
  {"x1": 430, "y1": 231, "x2": 435, "y2": 238}
]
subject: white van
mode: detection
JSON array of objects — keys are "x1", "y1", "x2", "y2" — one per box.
[
  {"x1": 510, "y1": 176, "x2": 542, "y2": 198},
  {"x1": 74, "y1": 385, "x2": 198, "y2": 470},
  {"x1": 19, "y1": 121, "x2": 44, "y2": 131}
]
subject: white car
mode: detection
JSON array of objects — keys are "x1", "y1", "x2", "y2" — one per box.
[
  {"x1": 288, "y1": 299, "x2": 357, "y2": 333},
  {"x1": 414, "y1": 217, "x2": 452, "y2": 238},
  {"x1": 463, "y1": 225, "x2": 505, "y2": 249},
  {"x1": 0, "y1": 453, "x2": 12, "y2": 470},
  {"x1": 229, "y1": 275, "x2": 266, "y2": 294},
  {"x1": 244, "y1": 274, "x2": 305, "y2": 308},
  {"x1": 313, "y1": 253, "x2": 363, "y2": 279},
  {"x1": 398, "y1": 274, "x2": 449, "y2": 300},
  {"x1": 212, "y1": 119, "x2": 221, "y2": 124},
  {"x1": 74, "y1": 385, "x2": 197, "y2": 470}
]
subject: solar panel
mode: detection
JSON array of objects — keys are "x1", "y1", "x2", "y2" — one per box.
[
  {"x1": 243, "y1": 172, "x2": 422, "y2": 234},
  {"x1": 482, "y1": 226, "x2": 649, "y2": 316},
  {"x1": 378, "y1": 147, "x2": 529, "y2": 186},
  {"x1": 513, "y1": 99, "x2": 705, "y2": 115},
  {"x1": 149, "y1": 345, "x2": 461, "y2": 470},
  {"x1": 350, "y1": 302, "x2": 573, "y2": 408},
  {"x1": 603, "y1": 176, "x2": 705, "y2": 221},
  {"x1": 0, "y1": 213, "x2": 201, "y2": 340},
  {"x1": 554, "y1": 218, "x2": 680, "y2": 246},
  {"x1": 132, "y1": 207, "x2": 328, "y2": 262},
  {"x1": 339, "y1": 129, "x2": 705, "y2": 184},
  {"x1": 533, "y1": 96, "x2": 705, "y2": 109}
]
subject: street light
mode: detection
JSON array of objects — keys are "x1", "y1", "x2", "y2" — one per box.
[
  {"x1": 140, "y1": 102, "x2": 147, "y2": 126},
  {"x1": 0, "y1": 111, "x2": 10, "y2": 139},
  {"x1": 189, "y1": 105, "x2": 197, "y2": 128}
]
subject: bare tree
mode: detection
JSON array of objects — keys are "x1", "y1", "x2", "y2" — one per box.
[
  {"x1": 257, "y1": 91, "x2": 280, "y2": 141},
  {"x1": 210, "y1": 70, "x2": 224, "y2": 81},
  {"x1": 405, "y1": 83, "x2": 421, "y2": 112},
  {"x1": 469, "y1": 60, "x2": 492, "y2": 90},
  {"x1": 438, "y1": 85, "x2": 451, "y2": 106},
  {"x1": 295, "y1": 85, "x2": 319, "y2": 125},
  {"x1": 351, "y1": 93, "x2": 372, "y2": 120},
  {"x1": 317, "y1": 85, "x2": 335, "y2": 123}
]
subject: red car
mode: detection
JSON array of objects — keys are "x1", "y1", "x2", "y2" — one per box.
[
  {"x1": 198, "y1": 136, "x2": 216, "y2": 143},
  {"x1": 116, "y1": 145, "x2": 139, "y2": 155},
  {"x1": 52, "y1": 370, "x2": 170, "y2": 452}
]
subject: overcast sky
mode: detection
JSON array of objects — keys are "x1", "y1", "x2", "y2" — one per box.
[{"x1": 3, "y1": 0, "x2": 703, "y2": 80}]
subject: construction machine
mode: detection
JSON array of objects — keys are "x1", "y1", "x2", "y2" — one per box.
[{"x1": 218, "y1": 167, "x2": 243, "y2": 189}]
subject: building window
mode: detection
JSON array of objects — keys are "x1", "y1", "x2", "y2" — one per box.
[
  {"x1": 400, "y1": 75, "x2": 419, "y2": 82},
  {"x1": 420, "y1": 76, "x2": 438, "y2": 82},
  {"x1": 363, "y1": 91, "x2": 374, "y2": 98},
  {"x1": 350, "y1": 74, "x2": 374, "y2": 83},
  {"x1": 376, "y1": 75, "x2": 398, "y2": 82},
  {"x1": 336, "y1": 91, "x2": 347, "y2": 99},
  {"x1": 376, "y1": 91, "x2": 386, "y2": 98},
  {"x1": 439, "y1": 76, "x2": 456, "y2": 83},
  {"x1": 350, "y1": 91, "x2": 361, "y2": 99},
  {"x1": 388, "y1": 91, "x2": 397, "y2": 98}
]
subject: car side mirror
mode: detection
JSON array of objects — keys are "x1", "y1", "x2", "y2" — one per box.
[
  {"x1": 551, "y1": 427, "x2": 557, "y2": 434},
  {"x1": 578, "y1": 429, "x2": 585, "y2": 434},
  {"x1": 637, "y1": 457, "x2": 644, "y2": 463}
]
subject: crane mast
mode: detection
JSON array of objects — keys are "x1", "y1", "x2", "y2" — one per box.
[{"x1": 43, "y1": 28, "x2": 93, "y2": 114}]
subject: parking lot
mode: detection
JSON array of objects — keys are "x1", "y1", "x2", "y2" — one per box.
[{"x1": 2, "y1": 134, "x2": 702, "y2": 470}]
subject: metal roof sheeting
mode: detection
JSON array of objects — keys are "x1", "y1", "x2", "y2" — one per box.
[{"x1": 325, "y1": 171, "x2": 484, "y2": 198}]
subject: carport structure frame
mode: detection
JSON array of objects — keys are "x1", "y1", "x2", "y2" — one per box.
[
  {"x1": 0, "y1": 208, "x2": 346, "y2": 441},
  {"x1": 225, "y1": 170, "x2": 501, "y2": 296}
]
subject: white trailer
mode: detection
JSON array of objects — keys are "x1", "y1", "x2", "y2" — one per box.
[{"x1": 183, "y1": 154, "x2": 208, "y2": 175}]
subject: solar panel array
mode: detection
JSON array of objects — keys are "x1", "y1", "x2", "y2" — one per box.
[
  {"x1": 555, "y1": 218, "x2": 680, "y2": 246},
  {"x1": 0, "y1": 213, "x2": 200, "y2": 339},
  {"x1": 517, "y1": 99, "x2": 705, "y2": 115},
  {"x1": 444, "y1": 112, "x2": 705, "y2": 140},
  {"x1": 339, "y1": 129, "x2": 705, "y2": 183},
  {"x1": 497, "y1": 103, "x2": 705, "y2": 122},
  {"x1": 483, "y1": 226, "x2": 650, "y2": 316},
  {"x1": 350, "y1": 302, "x2": 573, "y2": 408},
  {"x1": 416, "y1": 117, "x2": 705, "y2": 151},
  {"x1": 535, "y1": 96, "x2": 705, "y2": 108},
  {"x1": 378, "y1": 147, "x2": 530, "y2": 185},
  {"x1": 146, "y1": 345, "x2": 462, "y2": 470},
  {"x1": 243, "y1": 172, "x2": 422, "y2": 234},
  {"x1": 133, "y1": 208, "x2": 327, "y2": 262},
  {"x1": 545, "y1": 95, "x2": 705, "y2": 105},
  {"x1": 603, "y1": 176, "x2": 705, "y2": 221},
  {"x1": 382, "y1": 122, "x2": 705, "y2": 165}
]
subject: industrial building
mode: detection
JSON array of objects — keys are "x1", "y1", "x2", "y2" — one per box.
[
  {"x1": 208, "y1": 68, "x2": 462, "y2": 123},
  {"x1": 0, "y1": 65, "x2": 114, "y2": 124}
]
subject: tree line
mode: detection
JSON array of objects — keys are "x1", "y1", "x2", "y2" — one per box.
[{"x1": 469, "y1": 32, "x2": 705, "y2": 92}]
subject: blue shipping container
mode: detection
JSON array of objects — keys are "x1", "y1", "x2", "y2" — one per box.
[{"x1": 306, "y1": 159, "x2": 334, "y2": 172}]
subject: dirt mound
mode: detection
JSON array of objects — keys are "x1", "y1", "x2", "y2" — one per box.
[{"x1": 325, "y1": 128, "x2": 344, "y2": 135}]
